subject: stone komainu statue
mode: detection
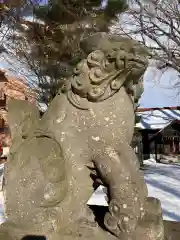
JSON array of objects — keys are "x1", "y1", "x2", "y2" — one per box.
[{"x1": 0, "y1": 33, "x2": 164, "y2": 240}]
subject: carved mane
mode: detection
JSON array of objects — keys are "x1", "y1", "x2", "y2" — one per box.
[{"x1": 61, "y1": 33, "x2": 148, "y2": 110}]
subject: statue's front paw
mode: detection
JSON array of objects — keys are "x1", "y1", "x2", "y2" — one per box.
[{"x1": 104, "y1": 199, "x2": 138, "y2": 238}]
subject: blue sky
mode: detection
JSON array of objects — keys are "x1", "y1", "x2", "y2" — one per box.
[
  {"x1": 140, "y1": 67, "x2": 180, "y2": 108},
  {"x1": 36, "y1": 0, "x2": 48, "y2": 5}
]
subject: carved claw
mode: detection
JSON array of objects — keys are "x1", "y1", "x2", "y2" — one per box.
[
  {"x1": 104, "y1": 212, "x2": 122, "y2": 236},
  {"x1": 109, "y1": 199, "x2": 121, "y2": 219},
  {"x1": 104, "y1": 199, "x2": 138, "y2": 238}
]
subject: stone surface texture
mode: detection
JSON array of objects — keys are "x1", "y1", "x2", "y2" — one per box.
[{"x1": 0, "y1": 33, "x2": 165, "y2": 240}]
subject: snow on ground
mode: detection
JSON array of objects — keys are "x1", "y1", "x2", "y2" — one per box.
[
  {"x1": 144, "y1": 159, "x2": 180, "y2": 222},
  {"x1": 0, "y1": 192, "x2": 5, "y2": 224}
]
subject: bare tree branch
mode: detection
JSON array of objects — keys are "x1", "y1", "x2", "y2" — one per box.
[{"x1": 114, "y1": 0, "x2": 180, "y2": 74}]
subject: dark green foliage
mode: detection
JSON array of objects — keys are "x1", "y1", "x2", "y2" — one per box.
[
  {"x1": 28, "y1": 0, "x2": 128, "y2": 103},
  {"x1": 34, "y1": 0, "x2": 128, "y2": 23},
  {"x1": 104, "y1": 0, "x2": 128, "y2": 17},
  {"x1": 135, "y1": 115, "x2": 141, "y2": 125}
]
